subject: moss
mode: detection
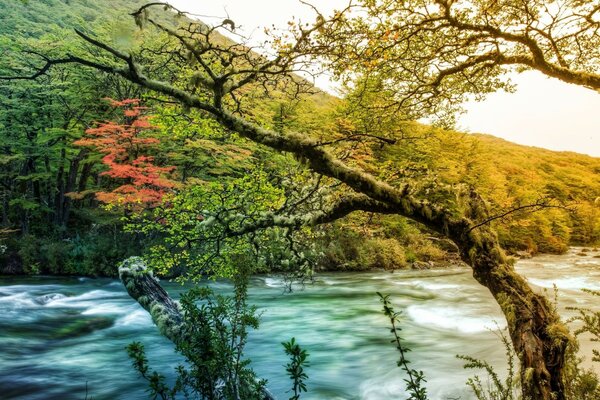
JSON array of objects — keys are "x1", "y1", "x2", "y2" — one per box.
[
  {"x1": 119, "y1": 256, "x2": 148, "y2": 276},
  {"x1": 422, "y1": 203, "x2": 433, "y2": 220},
  {"x1": 401, "y1": 198, "x2": 412, "y2": 213},
  {"x1": 53, "y1": 317, "x2": 114, "y2": 339},
  {"x1": 523, "y1": 367, "x2": 535, "y2": 384},
  {"x1": 468, "y1": 247, "x2": 479, "y2": 263},
  {"x1": 137, "y1": 295, "x2": 150, "y2": 308},
  {"x1": 496, "y1": 292, "x2": 517, "y2": 328},
  {"x1": 490, "y1": 245, "x2": 507, "y2": 264},
  {"x1": 546, "y1": 322, "x2": 573, "y2": 347}
]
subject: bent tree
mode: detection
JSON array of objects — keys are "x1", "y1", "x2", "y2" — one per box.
[{"x1": 3, "y1": 1, "x2": 600, "y2": 399}]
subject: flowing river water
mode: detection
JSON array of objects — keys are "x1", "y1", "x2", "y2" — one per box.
[{"x1": 1, "y1": 248, "x2": 599, "y2": 400}]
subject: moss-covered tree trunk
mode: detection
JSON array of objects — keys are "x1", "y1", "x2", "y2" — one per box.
[
  {"x1": 450, "y1": 226, "x2": 568, "y2": 399},
  {"x1": 214, "y1": 110, "x2": 570, "y2": 399}
]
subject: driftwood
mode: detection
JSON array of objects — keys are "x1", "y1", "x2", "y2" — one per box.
[{"x1": 119, "y1": 257, "x2": 276, "y2": 400}]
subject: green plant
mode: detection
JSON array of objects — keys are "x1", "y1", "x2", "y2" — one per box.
[
  {"x1": 568, "y1": 289, "x2": 600, "y2": 363},
  {"x1": 40, "y1": 239, "x2": 73, "y2": 274},
  {"x1": 404, "y1": 249, "x2": 418, "y2": 264},
  {"x1": 126, "y1": 342, "x2": 172, "y2": 400},
  {"x1": 377, "y1": 292, "x2": 428, "y2": 400},
  {"x1": 282, "y1": 337, "x2": 309, "y2": 400},
  {"x1": 565, "y1": 289, "x2": 600, "y2": 399},
  {"x1": 459, "y1": 297, "x2": 600, "y2": 400},
  {"x1": 16, "y1": 234, "x2": 40, "y2": 273},
  {"x1": 563, "y1": 342, "x2": 600, "y2": 400},
  {"x1": 457, "y1": 328, "x2": 520, "y2": 400},
  {"x1": 126, "y1": 276, "x2": 266, "y2": 400}
]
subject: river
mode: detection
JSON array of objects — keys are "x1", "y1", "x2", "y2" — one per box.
[{"x1": 1, "y1": 248, "x2": 599, "y2": 400}]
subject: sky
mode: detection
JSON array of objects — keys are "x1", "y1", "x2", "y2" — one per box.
[{"x1": 169, "y1": 0, "x2": 600, "y2": 158}]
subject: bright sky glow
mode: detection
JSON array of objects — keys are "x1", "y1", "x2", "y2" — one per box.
[
  {"x1": 459, "y1": 71, "x2": 600, "y2": 157},
  {"x1": 169, "y1": 0, "x2": 600, "y2": 157}
]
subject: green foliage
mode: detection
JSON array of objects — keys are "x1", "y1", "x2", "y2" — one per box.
[
  {"x1": 126, "y1": 165, "x2": 325, "y2": 281},
  {"x1": 282, "y1": 338, "x2": 310, "y2": 400},
  {"x1": 126, "y1": 277, "x2": 266, "y2": 400},
  {"x1": 1, "y1": 0, "x2": 599, "y2": 282},
  {"x1": 563, "y1": 289, "x2": 600, "y2": 400},
  {"x1": 377, "y1": 292, "x2": 428, "y2": 400},
  {"x1": 129, "y1": 168, "x2": 280, "y2": 277},
  {"x1": 568, "y1": 290, "x2": 600, "y2": 363},
  {"x1": 16, "y1": 234, "x2": 41, "y2": 274},
  {"x1": 458, "y1": 308, "x2": 600, "y2": 400},
  {"x1": 317, "y1": 214, "x2": 452, "y2": 271},
  {"x1": 0, "y1": 0, "x2": 148, "y2": 41},
  {"x1": 2, "y1": 224, "x2": 143, "y2": 276},
  {"x1": 374, "y1": 126, "x2": 600, "y2": 254},
  {"x1": 0, "y1": 0, "x2": 155, "y2": 275},
  {"x1": 127, "y1": 342, "x2": 174, "y2": 400},
  {"x1": 149, "y1": 105, "x2": 255, "y2": 181},
  {"x1": 564, "y1": 341, "x2": 600, "y2": 400},
  {"x1": 320, "y1": 229, "x2": 407, "y2": 270}
]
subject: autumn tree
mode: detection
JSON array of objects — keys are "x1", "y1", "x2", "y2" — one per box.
[
  {"x1": 73, "y1": 98, "x2": 176, "y2": 208},
  {"x1": 4, "y1": 2, "x2": 599, "y2": 399}
]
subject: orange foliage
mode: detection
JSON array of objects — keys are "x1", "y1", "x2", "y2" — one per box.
[{"x1": 74, "y1": 99, "x2": 176, "y2": 208}]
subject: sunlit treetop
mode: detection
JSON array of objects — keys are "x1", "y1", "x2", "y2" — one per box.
[{"x1": 296, "y1": 0, "x2": 600, "y2": 124}]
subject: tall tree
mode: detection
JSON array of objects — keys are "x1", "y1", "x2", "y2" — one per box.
[{"x1": 307, "y1": 0, "x2": 600, "y2": 122}]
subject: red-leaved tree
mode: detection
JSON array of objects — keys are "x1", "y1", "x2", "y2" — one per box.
[{"x1": 74, "y1": 99, "x2": 176, "y2": 208}]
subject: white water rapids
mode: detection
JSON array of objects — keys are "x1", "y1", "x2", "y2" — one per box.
[{"x1": 0, "y1": 247, "x2": 598, "y2": 399}]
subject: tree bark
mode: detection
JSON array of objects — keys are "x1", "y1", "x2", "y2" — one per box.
[
  {"x1": 54, "y1": 146, "x2": 66, "y2": 226},
  {"x1": 119, "y1": 76, "x2": 570, "y2": 400},
  {"x1": 450, "y1": 226, "x2": 568, "y2": 399},
  {"x1": 61, "y1": 149, "x2": 88, "y2": 227},
  {"x1": 118, "y1": 257, "x2": 277, "y2": 400}
]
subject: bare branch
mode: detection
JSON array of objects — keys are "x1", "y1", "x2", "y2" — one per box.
[{"x1": 468, "y1": 197, "x2": 570, "y2": 233}]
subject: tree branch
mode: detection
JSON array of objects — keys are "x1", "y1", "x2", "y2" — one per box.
[{"x1": 468, "y1": 198, "x2": 569, "y2": 233}]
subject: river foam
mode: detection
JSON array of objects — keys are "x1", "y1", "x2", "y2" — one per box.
[
  {"x1": 406, "y1": 304, "x2": 506, "y2": 333},
  {"x1": 528, "y1": 276, "x2": 600, "y2": 291},
  {"x1": 1, "y1": 251, "x2": 599, "y2": 400}
]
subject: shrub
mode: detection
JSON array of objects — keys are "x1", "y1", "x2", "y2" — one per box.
[
  {"x1": 40, "y1": 239, "x2": 73, "y2": 275},
  {"x1": 16, "y1": 234, "x2": 40, "y2": 274},
  {"x1": 127, "y1": 278, "x2": 267, "y2": 400}
]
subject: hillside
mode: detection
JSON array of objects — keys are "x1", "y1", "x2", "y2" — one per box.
[
  {"x1": 374, "y1": 128, "x2": 600, "y2": 251},
  {"x1": 0, "y1": 0, "x2": 147, "y2": 38}
]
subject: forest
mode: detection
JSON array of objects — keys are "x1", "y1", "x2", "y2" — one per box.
[{"x1": 0, "y1": 1, "x2": 600, "y2": 399}]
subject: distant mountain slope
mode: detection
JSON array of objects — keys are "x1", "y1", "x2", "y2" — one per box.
[
  {"x1": 0, "y1": 0, "x2": 148, "y2": 37},
  {"x1": 376, "y1": 126, "x2": 600, "y2": 252}
]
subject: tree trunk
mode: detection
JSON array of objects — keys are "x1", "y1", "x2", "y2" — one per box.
[
  {"x1": 214, "y1": 107, "x2": 570, "y2": 400},
  {"x1": 118, "y1": 257, "x2": 277, "y2": 400},
  {"x1": 450, "y1": 224, "x2": 568, "y2": 399},
  {"x1": 54, "y1": 145, "x2": 67, "y2": 225},
  {"x1": 61, "y1": 149, "x2": 87, "y2": 227},
  {"x1": 1, "y1": 187, "x2": 9, "y2": 227},
  {"x1": 49, "y1": 51, "x2": 569, "y2": 399}
]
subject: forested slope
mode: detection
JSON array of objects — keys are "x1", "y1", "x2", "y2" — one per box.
[
  {"x1": 373, "y1": 129, "x2": 600, "y2": 254},
  {"x1": 0, "y1": 0, "x2": 598, "y2": 276}
]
